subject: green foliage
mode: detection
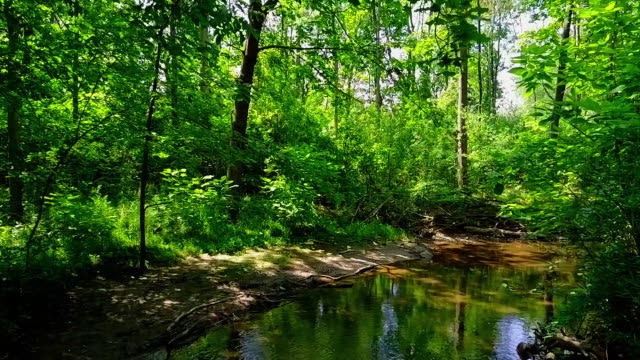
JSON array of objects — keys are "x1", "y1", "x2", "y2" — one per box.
[
  {"x1": 560, "y1": 242, "x2": 640, "y2": 356},
  {"x1": 46, "y1": 191, "x2": 119, "y2": 272},
  {"x1": 2, "y1": 0, "x2": 639, "y2": 354}
]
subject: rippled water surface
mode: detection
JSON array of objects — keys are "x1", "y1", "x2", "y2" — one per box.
[{"x1": 174, "y1": 253, "x2": 572, "y2": 360}]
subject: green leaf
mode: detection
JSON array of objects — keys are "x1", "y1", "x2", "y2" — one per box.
[
  {"x1": 610, "y1": 85, "x2": 626, "y2": 94},
  {"x1": 576, "y1": 98, "x2": 601, "y2": 112},
  {"x1": 509, "y1": 67, "x2": 526, "y2": 76}
]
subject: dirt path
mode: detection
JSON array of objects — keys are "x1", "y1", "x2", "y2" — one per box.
[{"x1": 30, "y1": 234, "x2": 561, "y2": 360}]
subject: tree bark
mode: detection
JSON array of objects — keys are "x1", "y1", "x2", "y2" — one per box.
[
  {"x1": 228, "y1": 0, "x2": 274, "y2": 190},
  {"x1": 457, "y1": 45, "x2": 469, "y2": 190},
  {"x1": 372, "y1": 0, "x2": 383, "y2": 119},
  {"x1": 476, "y1": 0, "x2": 483, "y2": 113},
  {"x1": 549, "y1": 9, "x2": 573, "y2": 138},
  {"x1": 488, "y1": 16, "x2": 499, "y2": 115},
  {"x1": 169, "y1": 0, "x2": 180, "y2": 125},
  {"x1": 139, "y1": 29, "x2": 164, "y2": 273},
  {"x1": 332, "y1": 6, "x2": 340, "y2": 134},
  {"x1": 72, "y1": 0, "x2": 80, "y2": 123},
  {"x1": 4, "y1": 0, "x2": 25, "y2": 223},
  {"x1": 199, "y1": 25, "x2": 210, "y2": 94}
]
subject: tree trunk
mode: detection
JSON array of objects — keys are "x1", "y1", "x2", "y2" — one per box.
[
  {"x1": 333, "y1": 50, "x2": 340, "y2": 134},
  {"x1": 228, "y1": 0, "x2": 273, "y2": 190},
  {"x1": 407, "y1": 4, "x2": 416, "y2": 85},
  {"x1": 169, "y1": 1, "x2": 180, "y2": 125},
  {"x1": 139, "y1": 31, "x2": 164, "y2": 273},
  {"x1": 457, "y1": 45, "x2": 469, "y2": 190},
  {"x1": 4, "y1": 0, "x2": 24, "y2": 223},
  {"x1": 332, "y1": 7, "x2": 340, "y2": 134},
  {"x1": 549, "y1": 9, "x2": 573, "y2": 138},
  {"x1": 72, "y1": 0, "x2": 80, "y2": 123},
  {"x1": 488, "y1": 17, "x2": 498, "y2": 115},
  {"x1": 372, "y1": 0, "x2": 383, "y2": 118},
  {"x1": 199, "y1": 25, "x2": 211, "y2": 94},
  {"x1": 476, "y1": 0, "x2": 483, "y2": 113}
]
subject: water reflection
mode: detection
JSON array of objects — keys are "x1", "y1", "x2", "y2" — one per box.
[
  {"x1": 376, "y1": 301, "x2": 401, "y2": 360},
  {"x1": 173, "y1": 262, "x2": 571, "y2": 360},
  {"x1": 493, "y1": 315, "x2": 533, "y2": 360}
]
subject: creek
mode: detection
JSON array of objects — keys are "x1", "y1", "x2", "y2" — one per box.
[{"x1": 173, "y1": 252, "x2": 574, "y2": 360}]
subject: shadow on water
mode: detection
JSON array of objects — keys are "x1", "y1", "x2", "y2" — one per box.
[{"x1": 172, "y1": 253, "x2": 574, "y2": 360}]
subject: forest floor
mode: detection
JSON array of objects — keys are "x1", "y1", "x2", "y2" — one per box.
[{"x1": 27, "y1": 232, "x2": 559, "y2": 360}]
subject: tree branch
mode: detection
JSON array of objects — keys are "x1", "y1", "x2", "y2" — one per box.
[{"x1": 258, "y1": 45, "x2": 350, "y2": 53}]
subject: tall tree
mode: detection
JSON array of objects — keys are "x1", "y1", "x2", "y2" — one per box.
[
  {"x1": 372, "y1": 0, "x2": 383, "y2": 115},
  {"x1": 4, "y1": 0, "x2": 25, "y2": 223},
  {"x1": 549, "y1": 8, "x2": 573, "y2": 138},
  {"x1": 457, "y1": 42, "x2": 469, "y2": 189},
  {"x1": 228, "y1": 0, "x2": 278, "y2": 190},
  {"x1": 139, "y1": 2, "x2": 169, "y2": 272},
  {"x1": 476, "y1": 0, "x2": 483, "y2": 113}
]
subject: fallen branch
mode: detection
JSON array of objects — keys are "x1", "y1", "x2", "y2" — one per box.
[
  {"x1": 168, "y1": 318, "x2": 225, "y2": 348},
  {"x1": 339, "y1": 249, "x2": 360, "y2": 255},
  {"x1": 167, "y1": 298, "x2": 229, "y2": 333},
  {"x1": 545, "y1": 333, "x2": 605, "y2": 359},
  {"x1": 464, "y1": 226, "x2": 525, "y2": 238},
  {"x1": 311, "y1": 264, "x2": 377, "y2": 286},
  {"x1": 518, "y1": 330, "x2": 606, "y2": 360}
]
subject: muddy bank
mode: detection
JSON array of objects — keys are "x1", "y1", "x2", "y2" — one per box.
[
  {"x1": 28, "y1": 238, "x2": 425, "y2": 359},
  {"x1": 26, "y1": 235, "x2": 560, "y2": 359}
]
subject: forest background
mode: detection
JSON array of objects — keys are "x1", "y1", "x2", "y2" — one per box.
[{"x1": 1, "y1": 0, "x2": 640, "y2": 355}]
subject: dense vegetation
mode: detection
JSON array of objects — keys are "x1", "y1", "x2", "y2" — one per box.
[{"x1": 1, "y1": 0, "x2": 639, "y2": 356}]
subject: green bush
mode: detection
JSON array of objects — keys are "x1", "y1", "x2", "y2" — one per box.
[
  {"x1": 560, "y1": 241, "x2": 640, "y2": 356},
  {"x1": 46, "y1": 191, "x2": 119, "y2": 272}
]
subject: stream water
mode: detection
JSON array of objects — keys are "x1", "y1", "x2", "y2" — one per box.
[{"x1": 173, "y1": 257, "x2": 573, "y2": 360}]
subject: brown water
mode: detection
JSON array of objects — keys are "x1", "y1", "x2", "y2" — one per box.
[{"x1": 173, "y1": 243, "x2": 574, "y2": 360}]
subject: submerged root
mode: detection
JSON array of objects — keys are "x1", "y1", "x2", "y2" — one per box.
[{"x1": 516, "y1": 328, "x2": 606, "y2": 360}]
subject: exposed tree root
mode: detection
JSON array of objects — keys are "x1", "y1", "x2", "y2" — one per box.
[
  {"x1": 517, "y1": 330, "x2": 606, "y2": 360},
  {"x1": 167, "y1": 298, "x2": 229, "y2": 333}
]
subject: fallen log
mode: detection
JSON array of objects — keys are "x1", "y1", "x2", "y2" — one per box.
[
  {"x1": 517, "y1": 332, "x2": 606, "y2": 360},
  {"x1": 545, "y1": 333, "x2": 606, "y2": 359}
]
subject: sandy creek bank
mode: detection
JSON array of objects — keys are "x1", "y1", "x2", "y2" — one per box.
[{"x1": 29, "y1": 234, "x2": 563, "y2": 359}]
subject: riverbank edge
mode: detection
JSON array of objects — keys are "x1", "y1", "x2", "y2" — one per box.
[
  {"x1": 149, "y1": 237, "x2": 433, "y2": 359},
  {"x1": 33, "y1": 235, "x2": 434, "y2": 359}
]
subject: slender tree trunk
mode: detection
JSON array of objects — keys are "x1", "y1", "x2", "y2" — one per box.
[
  {"x1": 457, "y1": 45, "x2": 469, "y2": 190},
  {"x1": 4, "y1": 0, "x2": 24, "y2": 223},
  {"x1": 372, "y1": 0, "x2": 383, "y2": 124},
  {"x1": 139, "y1": 31, "x2": 164, "y2": 273},
  {"x1": 406, "y1": 4, "x2": 416, "y2": 87},
  {"x1": 476, "y1": 0, "x2": 483, "y2": 113},
  {"x1": 199, "y1": 26, "x2": 211, "y2": 94},
  {"x1": 72, "y1": 0, "x2": 80, "y2": 123},
  {"x1": 549, "y1": 9, "x2": 573, "y2": 138},
  {"x1": 333, "y1": 51, "x2": 340, "y2": 134},
  {"x1": 228, "y1": 0, "x2": 273, "y2": 189},
  {"x1": 488, "y1": 17, "x2": 498, "y2": 115},
  {"x1": 332, "y1": 7, "x2": 340, "y2": 134},
  {"x1": 169, "y1": 1, "x2": 180, "y2": 125}
]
